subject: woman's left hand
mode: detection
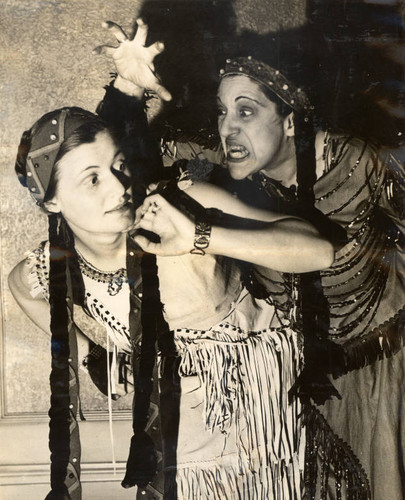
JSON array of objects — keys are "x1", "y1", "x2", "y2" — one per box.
[
  {"x1": 132, "y1": 194, "x2": 194, "y2": 256},
  {"x1": 93, "y1": 19, "x2": 172, "y2": 101}
]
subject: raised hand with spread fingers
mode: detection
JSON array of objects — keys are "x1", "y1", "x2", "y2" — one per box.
[{"x1": 94, "y1": 18, "x2": 172, "y2": 101}]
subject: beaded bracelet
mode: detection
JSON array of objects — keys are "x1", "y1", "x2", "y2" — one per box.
[{"x1": 190, "y1": 220, "x2": 211, "y2": 255}]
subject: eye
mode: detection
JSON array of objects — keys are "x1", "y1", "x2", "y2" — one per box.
[
  {"x1": 112, "y1": 158, "x2": 130, "y2": 175},
  {"x1": 90, "y1": 174, "x2": 98, "y2": 186},
  {"x1": 217, "y1": 107, "x2": 226, "y2": 117},
  {"x1": 239, "y1": 107, "x2": 253, "y2": 118}
]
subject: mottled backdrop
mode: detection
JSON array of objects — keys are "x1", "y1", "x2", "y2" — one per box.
[{"x1": 0, "y1": 0, "x2": 306, "y2": 417}]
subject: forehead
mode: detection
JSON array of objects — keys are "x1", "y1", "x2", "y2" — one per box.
[
  {"x1": 57, "y1": 130, "x2": 118, "y2": 173},
  {"x1": 217, "y1": 75, "x2": 268, "y2": 102}
]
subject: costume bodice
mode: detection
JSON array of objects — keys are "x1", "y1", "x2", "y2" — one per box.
[
  {"x1": 253, "y1": 133, "x2": 405, "y2": 352},
  {"x1": 27, "y1": 241, "x2": 137, "y2": 353},
  {"x1": 157, "y1": 252, "x2": 243, "y2": 331}
]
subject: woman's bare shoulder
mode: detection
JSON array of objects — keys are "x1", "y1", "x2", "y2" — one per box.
[{"x1": 8, "y1": 258, "x2": 35, "y2": 300}]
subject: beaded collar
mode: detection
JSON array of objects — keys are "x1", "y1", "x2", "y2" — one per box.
[{"x1": 76, "y1": 249, "x2": 128, "y2": 296}]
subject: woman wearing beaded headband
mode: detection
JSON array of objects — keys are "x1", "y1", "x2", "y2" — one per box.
[
  {"x1": 8, "y1": 103, "x2": 171, "y2": 499},
  {"x1": 92, "y1": 21, "x2": 355, "y2": 500},
  {"x1": 98, "y1": 19, "x2": 405, "y2": 499},
  {"x1": 217, "y1": 56, "x2": 405, "y2": 500}
]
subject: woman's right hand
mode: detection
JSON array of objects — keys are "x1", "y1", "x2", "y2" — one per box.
[
  {"x1": 132, "y1": 194, "x2": 194, "y2": 256},
  {"x1": 93, "y1": 19, "x2": 172, "y2": 101}
]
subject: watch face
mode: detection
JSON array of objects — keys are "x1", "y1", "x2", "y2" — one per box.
[{"x1": 195, "y1": 235, "x2": 210, "y2": 248}]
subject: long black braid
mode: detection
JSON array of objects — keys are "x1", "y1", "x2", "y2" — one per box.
[
  {"x1": 293, "y1": 112, "x2": 372, "y2": 500},
  {"x1": 291, "y1": 113, "x2": 345, "y2": 405},
  {"x1": 46, "y1": 213, "x2": 72, "y2": 499},
  {"x1": 45, "y1": 214, "x2": 85, "y2": 500},
  {"x1": 98, "y1": 83, "x2": 179, "y2": 495},
  {"x1": 16, "y1": 110, "x2": 108, "y2": 500}
]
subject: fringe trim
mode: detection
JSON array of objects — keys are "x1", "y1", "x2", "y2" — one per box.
[
  {"x1": 176, "y1": 328, "x2": 302, "y2": 468},
  {"x1": 172, "y1": 454, "x2": 302, "y2": 500},
  {"x1": 26, "y1": 243, "x2": 49, "y2": 301},
  {"x1": 85, "y1": 296, "x2": 132, "y2": 354},
  {"x1": 342, "y1": 306, "x2": 405, "y2": 373},
  {"x1": 302, "y1": 405, "x2": 371, "y2": 500}
]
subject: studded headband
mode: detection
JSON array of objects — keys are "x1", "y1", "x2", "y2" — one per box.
[
  {"x1": 25, "y1": 108, "x2": 98, "y2": 203},
  {"x1": 219, "y1": 56, "x2": 312, "y2": 115}
]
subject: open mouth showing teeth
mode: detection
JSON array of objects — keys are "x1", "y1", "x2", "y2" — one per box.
[{"x1": 226, "y1": 145, "x2": 249, "y2": 161}]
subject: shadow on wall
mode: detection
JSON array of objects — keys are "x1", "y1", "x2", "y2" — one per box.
[
  {"x1": 137, "y1": 0, "x2": 405, "y2": 148},
  {"x1": 137, "y1": 0, "x2": 238, "y2": 134}
]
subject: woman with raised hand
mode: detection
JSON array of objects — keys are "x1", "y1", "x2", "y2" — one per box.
[
  {"x1": 97, "y1": 17, "x2": 405, "y2": 499},
  {"x1": 94, "y1": 20, "x2": 350, "y2": 500}
]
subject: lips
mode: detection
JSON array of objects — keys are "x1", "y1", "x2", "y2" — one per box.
[
  {"x1": 225, "y1": 142, "x2": 250, "y2": 162},
  {"x1": 106, "y1": 200, "x2": 133, "y2": 214}
]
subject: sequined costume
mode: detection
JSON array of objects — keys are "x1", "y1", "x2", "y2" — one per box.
[{"x1": 250, "y1": 132, "x2": 405, "y2": 499}]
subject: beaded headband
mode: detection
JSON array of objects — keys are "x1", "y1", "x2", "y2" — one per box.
[
  {"x1": 219, "y1": 56, "x2": 312, "y2": 115},
  {"x1": 25, "y1": 108, "x2": 96, "y2": 203}
]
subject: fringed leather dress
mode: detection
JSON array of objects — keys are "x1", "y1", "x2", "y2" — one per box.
[{"x1": 156, "y1": 185, "x2": 305, "y2": 499}]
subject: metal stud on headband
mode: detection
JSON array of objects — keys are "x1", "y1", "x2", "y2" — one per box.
[
  {"x1": 25, "y1": 108, "x2": 96, "y2": 203},
  {"x1": 220, "y1": 56, "x2": 312, "y2": 115}
]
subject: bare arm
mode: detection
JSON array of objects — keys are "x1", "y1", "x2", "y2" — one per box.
[
  {"x1": 8, "y1": 259, "x2": 89, "y2": 356},
  {"x1": 8, "y1": 259, "x2": 52, "y2": 334},
  {"x1": 133, "y1": 182, "x2": 335, "y2": 273}
]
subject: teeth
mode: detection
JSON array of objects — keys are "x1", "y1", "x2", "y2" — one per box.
[{"x1": 227, "y1": 144, "x2": 248, "y2": 159}]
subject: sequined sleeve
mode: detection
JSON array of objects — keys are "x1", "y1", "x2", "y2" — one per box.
[
  {"x1": 314, "y1": 135, "x2": 405, "y2": 350},
  {"x1": 378, "y1": 147, "x2": 405, "y2": 240}
]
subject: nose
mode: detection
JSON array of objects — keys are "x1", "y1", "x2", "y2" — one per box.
[
  {"x1": 218, "y1": 113, "x2": 239, "y2": 139},
  {"x1": 109, "y1": 169, "x2": 131, "y2": 199}
]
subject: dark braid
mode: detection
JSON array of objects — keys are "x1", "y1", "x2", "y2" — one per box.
[
  {"x1": 291, "y1": 115, "x2": 344, "y2": 405},
  {"x1": 46, "y1": 214, "x2": 84, "y2": 500},
  {"x1": 46, "y1": 213, "x2": 72, "y2": 499},
  {"x1": 122, "y1": 245, "x2": 173, "y2": 491}
]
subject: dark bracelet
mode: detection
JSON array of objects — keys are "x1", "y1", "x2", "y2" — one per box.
[{"x1": 190, "y1": 220, "x2": 211, "y2": 255}]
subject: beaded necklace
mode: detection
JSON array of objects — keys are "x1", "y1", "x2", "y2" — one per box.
[{"x1": 76, "y1": 248, "x2": 128, "y2": 296}]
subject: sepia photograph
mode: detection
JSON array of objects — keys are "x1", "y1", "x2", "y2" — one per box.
[{"x1": 0, "y1": 0, "x2": 404, "y2": 498}]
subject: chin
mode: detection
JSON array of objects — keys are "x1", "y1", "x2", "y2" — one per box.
[{"x1": 228, "y1": 164, "x2": 252, "y2": 181}]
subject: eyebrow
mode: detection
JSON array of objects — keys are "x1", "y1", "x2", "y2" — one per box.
[
  {"x1": 80, "y1": 150, "x2": 123, "y2": 173},
  {"x1": 81, "y1": 165, "x2": 100, "y2": 173},
  {"x1": 216, "y1": 95, "x2": 266, "y2": 107},
  {"x1": 235, "y1": 95, "x2": 265, "y2": 106}
]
